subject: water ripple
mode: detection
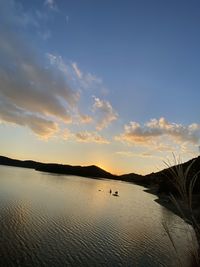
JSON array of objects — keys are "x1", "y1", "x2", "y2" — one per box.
[{"x1": 0, "y1": 166, "x2": 194, "y2": 267}]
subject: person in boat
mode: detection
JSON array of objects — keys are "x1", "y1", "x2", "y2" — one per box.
[{"x1": 113, "y1": 191, "x2": 119, "y2": 196}]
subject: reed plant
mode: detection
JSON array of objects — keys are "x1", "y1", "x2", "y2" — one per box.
[{"x1": 163, "y1": 154, "x2": 200, "y2": 266}]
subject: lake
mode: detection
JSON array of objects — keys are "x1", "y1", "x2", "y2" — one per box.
[{"x1": 0, "y1": 165, "x2": 194, "y2": 266}]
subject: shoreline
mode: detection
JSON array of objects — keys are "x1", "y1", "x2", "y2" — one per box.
[{"x1": 144, "y1": 185, "x2": 200, "y2": 226}]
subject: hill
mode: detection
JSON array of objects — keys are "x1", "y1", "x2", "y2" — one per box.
[
  {"x1": 0, "y1": 156, "x2": 115, "y2": 179},
  {"x1": 145, "y1": 156, "x2": 200, "y2": 195}
]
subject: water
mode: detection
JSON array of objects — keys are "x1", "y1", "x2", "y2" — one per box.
[{"x1": 0, "y1": 165, "x2": 194, "y2": 267}]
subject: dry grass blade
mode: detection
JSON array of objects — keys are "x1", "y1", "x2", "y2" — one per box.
[
  {"x1": 162, "y1": 221, "x2": 183, "y2": 267},
  {"x1": 162, "y1": 155, "x2": 200, "y2": 266},
  {"x1": 169, "y1": 194, "x2": 190, "y2": 223}
]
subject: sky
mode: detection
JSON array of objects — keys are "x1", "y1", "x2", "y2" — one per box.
[{"x1": 0, "y1": 0, "x2": 200, "y2": 175}]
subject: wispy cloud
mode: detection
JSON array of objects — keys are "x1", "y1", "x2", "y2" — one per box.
[
  {"x1": 71, "y1": 62, "x2": 102, "y2": 89},
  {"x1": 47, "y1": 55, "x2": 102, "y2": 91},
  {"x1": 116, "y1": 117, "x2": 200, "y2": 151},
  {"x1": 116, "y1": 151, "x2": 157, "y2": 158},
  {"x1": 75, "y1": 131, "x2": 109, "y2": 144},
  {"x1": 46, "y1": 53, "x2": 71, "y2": 78},
  {"x1": 93, "y1": 97, "x2": 118, "y2": 130},
  {"x1": 0, "y1": 0, "x2": 39, "y2": 29},
  {"x1": 71, "y1": 62, "x2": 82, "y2": 79},
  {"x1": 61, "y1": 128, "x2": 73, "y2": 140},
  {"x1": 44, "y1": 0, "x2": 58, "y2": 11},
  {"x1": 116, "y1": 151, "x2": 136, "y2": 157},
  {"x1": 40, "y1": 30, "x2": 51, "y2": 40},
  {"x1": 58, "y1": 129, "x2": 109, "y2": 144}
]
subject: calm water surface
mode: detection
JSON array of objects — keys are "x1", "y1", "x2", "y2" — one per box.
[{"x1": 0, "y1": 165, "x2": 194, "y2": 266}]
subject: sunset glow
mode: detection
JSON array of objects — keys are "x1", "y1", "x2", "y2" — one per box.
[{"x1": 1, "y1": 0, "x2": 200, "y2": 174}]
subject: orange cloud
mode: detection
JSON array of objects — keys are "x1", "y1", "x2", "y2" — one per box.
[{"x1": 75, "y1": 131, "x2": 109, "y2": 144}]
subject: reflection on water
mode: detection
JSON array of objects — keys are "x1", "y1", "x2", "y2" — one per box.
[{"x1": 0, "y1": 165, "x2": 193, "y2": 266}]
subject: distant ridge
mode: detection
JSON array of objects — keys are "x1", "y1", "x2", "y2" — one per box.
[
  {"x1": 0, "y1": 155, "x2": 199, "y2": 191},
  {"x1": 0, "y1": 155, "x2": 145, "y2": 182},
  {"x1": 0, "y1": 156, "x2": 115, "y2": 179}
]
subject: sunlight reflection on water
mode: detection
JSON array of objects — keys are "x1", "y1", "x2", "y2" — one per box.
[{"x1": 0, "y1": 165, "x2": 194, "y2": 267}]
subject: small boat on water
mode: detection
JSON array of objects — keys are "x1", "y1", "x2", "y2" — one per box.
[{"x1": 112, "y1": 191, "x2": 119, "y2": 197}]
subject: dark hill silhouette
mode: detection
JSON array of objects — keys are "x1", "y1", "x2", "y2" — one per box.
[
  {"x1": 0, "y1": 156, "x2": 115, "y2": 179},
  {"x1": 0, "y1": 155, "x2": 199, "y2": 193},
  {"x1": 119, "y1": 156, "x2": 200, "y2": 194},
  {"x1": 118, "y1": 172, "x2": 145, "y2": 184},
  {"x1": 0, "y1": 155, "x2": 146, "y2": 181},
  {"x1": 147, "y1": 156, "x2": 200, "y2": 195}
]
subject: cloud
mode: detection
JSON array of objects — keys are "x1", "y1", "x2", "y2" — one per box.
[
  {"x1": 61, "y1": 128, "x2": 73, "y2": 140},
  {"x1": 44, "y1": 0, "x2": 58, "y2": 11},
  {"x1": 75, "y1": 131, "x2": 109, "y2": 144},
  {"x1": 78, "y1": 114, "x2": 93, "y2": 124},
  {"x1": 116, "y1": 151, "x2": 157, "y2": 158},
  {"x1": 116, "y1": 151, "x2": 135, "y2": 157},
  {"x1": 58, "y1": 129, "x2": 109, "y2": 144},
  {"x1": 0, "y1": 51, "x2": 78, "y2": 121},
  {"x1": 71, "y1": 62, "x2": 102, "y2": 89},
  {"x1": 116, "y1": 117, "x2": 200, "y2": 146},
  {"x1": 46, "y1": 53, "x2": 71, "y2": 79},
  {"x1": 0, "y1": 98, "x2": 58, "y2": 138},
  {"x1": 0, "y1": 1, "x2": 118, "y2": 140},
  {"x1": 84, "y1": 73, "x2": 102, "y2": 87},
  {"x1": 47, "y1": 57, "x2": 102, "y2": 90},
  {"x1": 40, "y1": 30, "x2": 51, "y2": 40},
  {"x1": 71, "y1": 62, "x2": 82, "y2": 79},
  {"x1": 46, "y1": 56, "x2": 117, "y2": 128},
  {"x1": 0, "y1": 2, "x2": 80, "y2": 137},
  {"x1": 93, "y1": 97, "x2": 118, "y2": 130}
]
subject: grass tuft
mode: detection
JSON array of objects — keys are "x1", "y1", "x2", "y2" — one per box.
[{"x1": 163, "y1": 154, "x2": 200, "y2": 266}]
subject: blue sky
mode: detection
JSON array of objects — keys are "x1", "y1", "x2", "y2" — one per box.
[{"x1": 0, "y1": 0, "x2": 200, "y2": 174}]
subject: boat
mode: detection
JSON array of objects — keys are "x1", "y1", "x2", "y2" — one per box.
[{"x1": 112, "y1": 191, "x2": 119, "y2": 197}]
